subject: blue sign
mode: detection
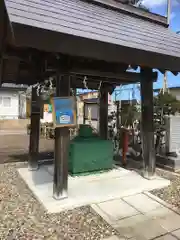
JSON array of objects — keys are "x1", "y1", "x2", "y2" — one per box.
[{"x1": 52, "y1": 97, "x2": 77, "y2": 127}]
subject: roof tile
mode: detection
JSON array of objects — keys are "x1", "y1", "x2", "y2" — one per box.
[{"x1": 4, "y1": 0, "x2": 180, "y2": 61}]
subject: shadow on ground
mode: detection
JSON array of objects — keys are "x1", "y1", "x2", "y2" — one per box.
[
  {"x1": 0, "y1": 134, "x2": 54, "y2": 164},
  {"x1": 8, "y1": 151, "x2": 54, "y2": 163},
  {"x1": 114, "y1": 154, "x2": 143, "y2": 175}
]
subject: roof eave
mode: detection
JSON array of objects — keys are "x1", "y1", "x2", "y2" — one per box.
[{"x1": 86, "y1": 0, "x2": 168, "y2": 27}]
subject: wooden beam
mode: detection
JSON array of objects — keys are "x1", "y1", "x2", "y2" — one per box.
[
  {"x1": 53, "y1": 74, "x2": 70, "y2": 200},
  {"x1": 1, "y1": 46, "x2": 162, "y2": 86},
  {"x1": 9, "y1": 69, "x2": 146, "y2": 88},
  {"x1": 140, "y1": 68, "x2": 156, "y2": 179},
  {"x1": 28, "y1": 87, "x2": 40, "y2": 170},
  {"x1": 3, "y1": 46, "x2": 43, "y2": 63},
  {"x1": 71, "y1": 74, "x2": 156, "y2": 88},
  {"x1": 2, "y1": 48, "x2": 160, "y2": 86},
  {"x1": 70, "y1": 68, "x2": 158, "y2": 82},
  {"x1": 0, "y1": 2, "x2": 7, "y2": 86},
  {"x1": 50, "y1": 54, "x2": 129, "y2": 73},
  {"x1": 2, "y1": 50, "x2": 128, "y2": 75},
  {"x1": 99, "y1": 83, "x2": 109, "y2": 140},
  {"x1": 158, "y1": 69, "x2": 178, "y2": 76}
]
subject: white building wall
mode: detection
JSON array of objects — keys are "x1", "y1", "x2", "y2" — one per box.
[
  {"x1": 170, "y1": 89, "x2": 180, "y2": 101},
  {"x1": 19, "y1": 92, "x2": 27, "y2": 119},
  {"x1": 0, "y1": 90, "x2": 19, "y2": 119}
]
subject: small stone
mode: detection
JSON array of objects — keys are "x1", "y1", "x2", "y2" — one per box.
[{"x1": 151, "y1": 168, "x2": 180, "y2": 212}]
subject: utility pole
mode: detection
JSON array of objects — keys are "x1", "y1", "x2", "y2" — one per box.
[
  {"x1": 163, "y1": 71, "x2": 168, "y2": 94},
  {"x1": 163, "y1": 0, "x2": 171, "y2": 94},
  {"x1": 167, "y1": 0, "x2": 171, "y2": 25}
]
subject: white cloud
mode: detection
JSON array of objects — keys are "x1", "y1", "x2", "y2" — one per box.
[
  {"x1": 170, "y1": 12, "x2": 176, "y2": 20},
  {"x1": 141, "y1": 0, "x2": 179, "y2": 8},
  {"x1": 141, "y1": 0, "x2": 167, "y2": 8}
]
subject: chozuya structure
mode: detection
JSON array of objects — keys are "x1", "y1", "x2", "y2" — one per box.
[{"x1": 1, "y1": 0, "x2": 180, "y2": 200}]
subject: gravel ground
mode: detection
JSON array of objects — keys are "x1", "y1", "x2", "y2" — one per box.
[
  {"x1": 151, "y1": 168, "x2": 180, "y2": 210},
  {"x1": 0, "y1": 162, "x2": 116, "y2": 240},
  {"x1": 120, "y1": 158, "x2": 180, "y2": 211}
]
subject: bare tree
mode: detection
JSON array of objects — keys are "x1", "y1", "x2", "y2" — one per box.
[
  {"x1": 126, "y1": 0, "x2": 150, "y2": 11},
  {"x1": 117, "y1": 0, "x2": 144, "y2": 5},
  {"x1": 134, "y1": 0, "x2": 150, "y2": 11},
  {"x1": 115, "y1": 0, "x2": 150, "y2": 11}
]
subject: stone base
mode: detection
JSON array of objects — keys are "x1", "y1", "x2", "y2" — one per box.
[
  {"x1": 125, "y1": 147, "x2": 180, "y2": 172},
  {"x1": 28, "y1": 164, "x2": 39, "y2": 171},
  {"x1": 142, "y1": 171, "x2": 157, "y2": 180},
  {"x1": 156, "y1": 154, "x2": 180, "y2": 172},
  {"x1": 53, "y1": 190, "x2": 68, "y2": 200}
]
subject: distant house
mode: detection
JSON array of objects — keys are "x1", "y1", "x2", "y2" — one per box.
[
  {"x1": 78, "y1": 90, "x2": 112, "y2": 104},
  {"x1": 0, "y1": 84, "x2": 28, "y2": 119},
  {"x1": 154, "y1": 87, "x2": 180, "y2": 101}
]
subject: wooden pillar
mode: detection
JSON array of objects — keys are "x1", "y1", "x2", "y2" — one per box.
[
  {"x1": 70, "y1": 88, "x2": 76, "y2": 97},
  {"x1": 28, "y1": 87, "x2": 40, "y2": 170},
  {"x1": 53, "y1": 74, "x2": 70, "y2": 200},
  {"x1": 0, "y1": 3, "x2": 7, "y2": 86},
  {"x1": 83, "y1": 102, "x2": 86, "y2": 124},
  {"x1": 116, "y1": 101, "x2": 121, "y2": 150},
  {"x1": 140, "y1": 68, "x2": 156, "y2": 178},
  {"x1": 99, "y1": 84, "x2": 108, "y2": 139},
  {"x1": 116, "y1": 101, "x2": 121, "y2": 129}
]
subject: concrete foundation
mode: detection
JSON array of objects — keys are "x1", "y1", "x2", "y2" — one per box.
[
  {"x1": 156, "y1": 154, "x2": 180, "y2": 172},
  {"x1": 18, "y1": 165, "x2": 170, "y2": 213}
]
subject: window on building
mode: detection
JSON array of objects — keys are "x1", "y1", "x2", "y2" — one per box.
[{"x1": 3, "y1": 97, "x2": 11, "y2": 107}]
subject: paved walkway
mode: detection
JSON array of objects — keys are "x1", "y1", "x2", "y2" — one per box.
[{"x1": 91, "y1": 193, "x2": 180, "y2": 240}]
